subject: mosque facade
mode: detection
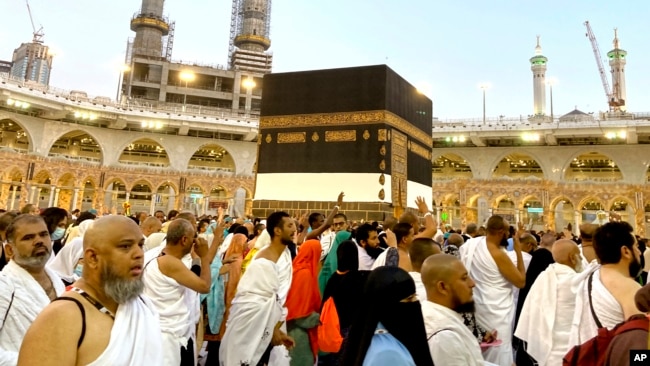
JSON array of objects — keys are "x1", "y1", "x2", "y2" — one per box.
[{"x1": 1, "y1": 3, "x2": 648, "y2": 235}]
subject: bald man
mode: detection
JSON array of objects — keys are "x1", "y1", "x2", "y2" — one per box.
[
  {"x1": 408, "y1": 238, "x2": 441, "y2": 301},
  {"x1": 514, "y1": 240, "x2": 582, "y2": 366},
  {"x1": 420, "y1": 254, "x2": 489, "y2": 366},
  {"x1": 579, "y1": 223, "x2": 598, "y2": 265},
  {"x1": 141, "y1": 216, "x2": 162, "y2": 238},
  {"x1": 19, "y1": 216, "x2": 163, "y2": 366}
]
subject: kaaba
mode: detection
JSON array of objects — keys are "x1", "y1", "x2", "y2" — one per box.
[{"x1": 253, "y1": 65, "x2": 433, "y2": 221}]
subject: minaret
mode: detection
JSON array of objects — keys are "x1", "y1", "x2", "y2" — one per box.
[
  {"x1": 130, "y1": 0, "x2": 170, "y2": 58},
  {"x1": 607, "y1": 29, "x2": 627, "y2": 111},
  {"x1": 530, "y1": 36, "x2": 548, "y2": 116},
  {"x1": 229, "y1": 0, "x2": 273, "y2": 73}
]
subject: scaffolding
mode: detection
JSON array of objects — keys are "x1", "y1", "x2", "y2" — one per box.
[
  {"x1": 227, "y1": 0, "x2": 245, "y2": 69},
  {"x1": 163, "y1": 20, "x2": 176, "y2": 61}
]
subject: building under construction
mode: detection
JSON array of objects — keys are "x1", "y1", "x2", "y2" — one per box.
[
  {"x1": 10, "y1": 1, "x2": 54, "y2": 86},
  {"x1": 119, "y1": 0, "x2": 273, "y2": 116}
]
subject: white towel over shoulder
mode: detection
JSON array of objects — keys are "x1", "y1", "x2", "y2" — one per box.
[{"x1": 87, "y1": 296, "x2": 163, "y2": 366}]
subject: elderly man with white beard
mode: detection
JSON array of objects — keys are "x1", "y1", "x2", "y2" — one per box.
[
  {"x1": 17, "y1": 215, "x2": 163, "y2": 366},
  {"x1": 514, "y1": 239, "x2": 583, "y2": 366},
  {"x1": 0, "y1": 215, "x2": 65, "y2": 365}
]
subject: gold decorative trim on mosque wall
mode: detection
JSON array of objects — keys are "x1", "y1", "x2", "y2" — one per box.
[
  {"x1": 277, "y1": 132, "x2": 306, "y2": 144},
  {"x1": 410, "y1": 143, "x2": 432, "y2": 160},
  {"x1": 378, "y1": 129, "x2": 388, "y2": 142},
  {"x1": 325, "y1": 130, "x2": 357, "y2": 142},
  {"x1": 260, "y1": 110, "x2": 433, "y2": 146}
]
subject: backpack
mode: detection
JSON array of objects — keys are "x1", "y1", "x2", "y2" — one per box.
[
  {"x1": 318, "y1": 296, "x2": 343, "y2": 353},
  {"x1": 563, "y1": 272, "x2": 649, "y2": 366}
]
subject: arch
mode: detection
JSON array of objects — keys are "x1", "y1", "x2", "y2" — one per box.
[
  {"x1": 490, "y1": 151, "x2": 545, "y2": 179},
  {"x1": 154, "y1": 181, "x2": 178, "y2": 214},
  {"x1": 441, "y1": 193, "x2": 459, "y2": 207},
  {"x1": 608, "y1": 196, "x2": 636, "y2": 213},
  {"x1": 186, "y1": 183, "x2": 206, "y2": 195},
  {"x1": 209, "y1": 185, "x2": 229, "y2": 199},
  {"x1": 432, "y1": 153, "x2": 472, "y2": 181},
  {"x1": 467, "y1": 194, "x2": 481, "y2": 208},
  {"x1": 32, "y1": 169, "x2": 52, "y2": 184},
  {"x1": 549, "y1": 196, "x2": 574, "y2": 211},
  {"x1": 103, "y1": 177, "x2": 128, "y2": 192},
  {"x1": 187, "y1": 142, "x2": 237, "y2": 173},
  {"x1": 80, "y1": 175, "x2": 98, "y2": 189},
  {"x1": 57, "y1": 172, "x2": 76, "y2": 188},
  {"x1": 0, "y1": 118, "x2": 33, "y2": 152},
  {"x1": 519, "y1": 195, "x2": 542, "y2": 210},
  {"x1": 155, "y1": 180, "x2": 179, "y2": 194},
  {"x1": 129, "y1": 178, "x2": 155, "y2": 193},
  {"x1": 577, "y1": 196, "x2": 605, "y2": 211},
  {"x1": 2, "y1": 166, "x2": 24, "y2": 182},
  {"x1": 520, "y1": 195, "x2": 544, "y2": 230},
  {"x1": 563, "y1": 150, "x2": 623, "y2": 182},
  {"x1": 117, "y1": 138, "x2": 170, "y2": 168},
  {"x1": 47, "y1": 129, "x2": 104, "y2": 164}
]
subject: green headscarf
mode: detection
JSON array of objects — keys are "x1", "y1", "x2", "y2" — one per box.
[{"x1": 318, "y1": 230, "x2": 352, "y2": 296}]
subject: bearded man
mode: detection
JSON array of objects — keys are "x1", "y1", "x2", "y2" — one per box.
[
  {"x1": 568, "y1": 221, "x2": 643, "y2": 347},
  {"x1": 17, "y1": 215, "x2": 163, "y2": 366},
  {"x1": 421, "y1": 254, "x2": 492, "y2": 366},
  {"x1": 219, "y1": 211, "x2": 296, "y2": 366},
  {"x1": 0, "y1": 215, "x2": 65, "y2": 364}
]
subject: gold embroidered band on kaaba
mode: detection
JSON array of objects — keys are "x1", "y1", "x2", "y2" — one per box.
[{"x1": 260, "y1": 110, "x2": 433, "y2": 146}]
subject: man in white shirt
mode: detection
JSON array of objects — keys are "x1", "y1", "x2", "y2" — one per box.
[
  {"x1": 408, "y1": 238, "x2": 440, "y2": 301},
  {"x1": 420, "y1": 254, "x2": 492, "y2": 366}
]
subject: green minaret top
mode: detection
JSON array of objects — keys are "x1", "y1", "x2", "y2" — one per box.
[
  {"x1": 530, "y1": 35, "x2": 548, "y2": 65},
  {"x1": 607, "y1": 28, "x2": 627, "y2": 60}
]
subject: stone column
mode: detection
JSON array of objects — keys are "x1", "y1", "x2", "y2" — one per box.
[
  {"x1": 36, "y1": 187, "x2": 43, "y2": 207},
  {"x1": 573, "y1": 210, "x2": 580, "y2": 236},
  {"x1": 71, "y1": 188, "x2": 80, "y2": 211},
  {"x1": 149, "y1": 194, "x2": 157, "y2": 215},
  {"x1": 9, "y1": 185, "x2": 18, "y2": 210},
  {"x1": 53, "y1": 188, "x2": 61, "y2": 207},
  {"x1": 48, "y1": 185, "x2": 56, "y2": 207},
  {"x1": 28, "y1": 186, "x2": 37, "y2": 204}
]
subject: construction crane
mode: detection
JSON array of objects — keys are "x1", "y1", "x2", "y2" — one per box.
[
  {"x1": 584, "y1": 21, "x2": 623, "y2": 111},
  {"x1": 25, "y1": 0, "x2": 44, "y2": 43}
]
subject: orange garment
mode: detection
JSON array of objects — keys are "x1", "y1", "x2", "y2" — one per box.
[
  {"x1": 216, "y1": 233, "x2": 246, "y2": 340},
  {"x1": 286, "y1": 239, "x2": 322, "y2": 361}
]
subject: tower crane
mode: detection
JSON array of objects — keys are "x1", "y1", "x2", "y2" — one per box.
[
  {"x1": 25, "y1": 0, "x2": 44, "y2": 43},
  {"x1": 584, "y1": 21, "x2": 623, "y2": 112}
]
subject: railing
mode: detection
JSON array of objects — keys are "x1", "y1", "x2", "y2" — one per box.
[{"x1": 0, "y1": 74, "x2": 261, "y2": 123}]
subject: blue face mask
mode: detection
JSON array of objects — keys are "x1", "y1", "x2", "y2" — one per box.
[
  {"x1": 74, "y1": 263, "x2": 83, "y2": 278},
  {"x1": 51, "y1": 227, "x2": 65, "y2": 241}
]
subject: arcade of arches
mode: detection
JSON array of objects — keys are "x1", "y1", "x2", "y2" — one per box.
[
  {"x1": 0, "y1": 116, "x2": 255, "y2": 216},
  {"x1": 433, "y1": 148, "x2": 650, "y2": 236}
]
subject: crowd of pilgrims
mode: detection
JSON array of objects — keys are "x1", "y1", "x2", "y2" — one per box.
[{"x1": 0, "y1": 194, "x2": 648, "y2": 366}]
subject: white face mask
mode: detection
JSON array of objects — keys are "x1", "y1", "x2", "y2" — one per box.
[
  {"x1": 573, "y1": 254, "x2": 584, "y2": 273},
  {"x1": 51, "y1": 227, "x2": 66, "y2": 241}
]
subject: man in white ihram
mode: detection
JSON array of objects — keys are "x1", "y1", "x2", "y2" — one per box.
[
  {"x1": 220, "y1": 211, "x2": 296, "y2": 366},
  {"x1": 0, "y1": 215, "x2": 65, "y2": 365},
  {"x1": 568, "y1": 221, "x2": 642, "y2": 347},
  {"x1": 461, "y1": 215, "x2": 526, "y2": 366},
  {"x1": 515, "y1": 239, "x2": 583, "y2": 365}
]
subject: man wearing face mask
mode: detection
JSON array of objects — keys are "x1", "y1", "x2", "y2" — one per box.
[
  {"x1": 0, "y1": 214, "x2": 65, "y2": 364},
  {"x1": 568, "y1": 221, "x2": 643, "y2": 347},
  {"x1": 460, "y1": 215, "x2": 526, "y2": 366}
]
